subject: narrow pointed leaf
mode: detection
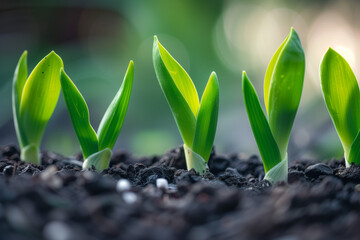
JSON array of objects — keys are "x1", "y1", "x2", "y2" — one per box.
[
  {"x1": 155, "y1": 36, "x2": 199, "y2": 116},
  {"x1": 97, "y1": 61, "x2": 134, "y2": 150},
  {"x1": 321, "y1": 48, "x2": 360, "y2": 156},
  {"x1": 268, "y1": 28, "x2": 305, "y2": 158},
  {"x1": 192, "y1": 72, "x2": 219, "y2": 161},
  {"x1": 19, "y1": 51, "x2": 63, "y2": 146},
  {"x1": 60, "y1": 69, "x2": 98, "y2": 159},
  {"x1": 264, "y1": 33, "x2": 289, "y2": 113},
  {"x1": 12, "y1": 51, "x2": 28, "y2": 147},
  {"x1": 242, "y1": 72, "x2": 281, "y2": 172},
  {"x1": 153, "y1": 36, "x2": 196, "y2": 146}
]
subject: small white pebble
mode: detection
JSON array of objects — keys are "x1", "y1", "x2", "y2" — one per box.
[
  {"x1": 156, "y1": 178, "x2": 168, "y2": 189},
  {"x1": 43, "y1": 221, "x2": 72, "y2": 240},
  {"x1": 40, "y1": 165, "x2": 58, "y2": 181},
  {"x1": 122, "y1": 192, "x2": 137, "y2": 204},
  {"x1": 82, "y1": 171, "x2": 95, "y2": 180},
  {"x1": 116, "y1": 179, "x2": 131, "y2": 192}
]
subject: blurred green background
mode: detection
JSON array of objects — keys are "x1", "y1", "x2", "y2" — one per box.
[{"x1": 1, "y1": 0, "x2": 359, "y2": 161}]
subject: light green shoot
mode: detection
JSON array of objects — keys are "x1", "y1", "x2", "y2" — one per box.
[
  {"x1": 320, "y1": 48, "x2": 360, "y2": 167},
  {"x1": 12, "y1": 51, "x2": 64, "y2": 164},
  {"x1": 242, "y1": 28, "x2": 305, "y2": 184},
  {"x1": 153, "y1": 36, "x2": 219, "y2": 175},
  {"x1": 60, "y1": 61, "x2": 134, "y2": 171}
]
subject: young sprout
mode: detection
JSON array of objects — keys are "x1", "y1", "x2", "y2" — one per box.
[
  {"x1": 60, "y1": 61, "x2": 134, "y2": 172},
  {"x1": 153, "y1": 36, "x2": 219, "y2": 175},
  {"x1": 321, "y1": 48, "x2": 360, "y2": 167},
  {"x1": 12, "y1": 51, "x2": 64, "y2": 164},
  {"x1": 242, "y1": 28, "x2": 305, "y2": 184}
]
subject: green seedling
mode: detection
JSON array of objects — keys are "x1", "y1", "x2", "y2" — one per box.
[
  {"x1": 12, "y1": 51, "x2": 64, "y2": 164},
  {"x1": 321, "y1": 48, "x2": 360, "y2": 167},
  {"x1": 153, "y1": 36, "x2": 219, "y2": 175},
  {"x1": 60, "y1": 61, "x2": 134, "y2": 171},
  {"x1": 242, "y1": 28, "x2": 305, "y2": 184}
]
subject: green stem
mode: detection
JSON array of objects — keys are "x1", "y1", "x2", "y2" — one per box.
[
  {"x1": 21, "y1": 144, "x2": 40, "y2": 164},
  {"x1": 183, "y1": 144, "x2": 208, "y2": 175}
]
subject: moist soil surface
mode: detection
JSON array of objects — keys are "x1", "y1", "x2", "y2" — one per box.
[{"x1": 1, "y1": 145, "x2": 360, "y2": 240}]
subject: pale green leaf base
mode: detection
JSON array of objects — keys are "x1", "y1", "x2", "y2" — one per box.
[
  {"x1": 21, "y1": 144, "x2": 40, "y2": 164},
  {"x1": 82, "y1": 148, "x2": 112, "y2": 172},
  {"x1": 183, "y1": 144, "x2": 208, "y2": 175},
  {"x1": 345, "y1": 159, "x2": 351, "y2": 168},
  {"x1": 264, "y1": 153, "x2": 288, "y2": 184}
]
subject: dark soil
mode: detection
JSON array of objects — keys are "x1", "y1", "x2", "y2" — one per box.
[{"x1": 1, "y1": 144, "x2": 360, "y2": 240}]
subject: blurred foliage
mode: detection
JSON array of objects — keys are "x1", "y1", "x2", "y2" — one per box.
[{"x1": 1, "y1": 0, "x2": 359, "y2": 161}]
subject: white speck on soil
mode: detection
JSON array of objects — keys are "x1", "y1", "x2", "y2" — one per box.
[
  {"x1": 43, "y1": 221, "x2": 72, "y2": 240},
  {"x1": 116, "y1": 179, "x2": 131, "y2": 192},
  {"x1": 122, "y1": 192, "x2": 137, "y2": 204},
  {"x1": 156, "y1": 178, "x2": 168, "y2": 189}
]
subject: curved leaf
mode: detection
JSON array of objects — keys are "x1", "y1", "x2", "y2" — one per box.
[
  {"x1": 20, "y1": 51, "x2": 63, "y2": 146},
  {"x1": 60, "y1": 69, "x2": 98, "y2": 159},
  {"x1": 192, "y1": 72, "x2": 219, "y2": 162},
  {"x1": 153, "y1": 36, "x2": 196, "y2": 146},
  {"x1": 242, "y1": 71, "x2": 281, "y2": 172},
  {"x1": 12, "y1": 51, "x2": 28, "y2": 147},
  {"x1": 321, "y1": 48, "x2": 360, "y2": 156},
  {"x1": 156, "y1": 36, "x2": 199, "y2": 116},
  {"x1": 264, "y1": 33, "x2": 289, "y2": 113},
  {"x1": 97, "y1": 61, "x2": 134, "y2": 150},
  {"x1": 268, "y1": 28, "x2": 305, "y2": 158}
]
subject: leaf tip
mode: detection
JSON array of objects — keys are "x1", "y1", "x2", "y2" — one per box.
[
  {"x1": 46, "y1": 50, "x2": 64, "y2": 66},
  {"x1": 210, "y1": 71, "x2": 217, "y2": 80},
  {"x1": 325, "y1": 47, "x2": 337, "y2": 56},
  {"x1": 209, "y1": 71, "x2": 219, "y2": 88},
  {"x1": 126, "y1": 60, "x2": 135, "y2": 78},
  {"x1": 128, "y1": 60, "x2": 134, "y2": 71},
  {"x1": 242, "y1": 71, "x2": 248, "y2": 81},
  {"x1": 153, "y1": 35, "x2": 159, "y2": 46},
  {"x1": 321, "y1": 47, "x2": 338, "y2": 68},
  {"x1": 289, "y1": 26, "x2": 297, "y2": 35},
  {"x1": 19, "y1": 51, "x2": 28, "y2": 65}
]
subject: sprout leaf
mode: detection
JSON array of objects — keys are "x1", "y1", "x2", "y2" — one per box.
[
  {"x1": 153, "y1": 36, "x2": 219, "y2": 174},
  {"x1": 12, "y1": 51, "x2": 28, "y2": 148},
  {"x1": 267, "y1": 28, "x2": 305, "y2": 158},
  {"x1": 60, "y1": 69, "x2": 99, "y2": 159},
  {"x1": 153, "y1": 36, "x2": 197, "y2": 147},
  {"x1": 321, "y1": 48, "x2": 360, "y2": 160},
  {"x1": 192, "y1": 72, "x2": 219, "y2": 161},
  {"x1": 97, "y1": 61, "x2": 134, "y2": 150},
  {"x1": 20, "y1": 51, "x2": 63, "y2": 147},
  {"x1": 242, "y1": 71, "x2": 281, "y2": 172}
]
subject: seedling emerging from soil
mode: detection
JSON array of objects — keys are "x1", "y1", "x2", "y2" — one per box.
[
  {"x1": 321, "y1": 48, "x2": 360, "y2": 167},
  {"x1": 153, "y1": 36, "x2": 219, "y2": 175},
  {"x1": 60, "y1": 61, "x2": 134, "y2": 171},
  {"x1": 12, "y1": 51, "x2": 64, "y2": 164},
  {"x1": 242, "y1": 28, "x2": 305, "y2": 184}
]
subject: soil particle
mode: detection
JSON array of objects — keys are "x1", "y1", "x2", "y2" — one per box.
[{"x1": 305, "y1": 163, "x2": 333, "y2": 178}]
